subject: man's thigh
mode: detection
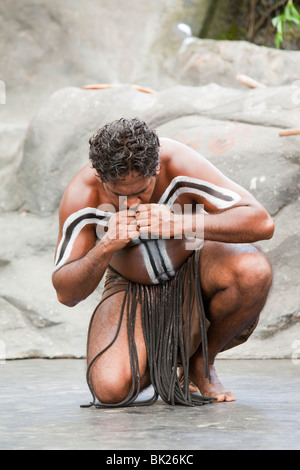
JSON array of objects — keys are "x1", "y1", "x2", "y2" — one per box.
[{"x1": 198, "y1": 241, "x2": 270, "y2": 300}]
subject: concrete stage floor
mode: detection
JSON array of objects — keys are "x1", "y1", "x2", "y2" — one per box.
[{"x1": 0, "y1": 359, "x2": 299, "y2": 450}]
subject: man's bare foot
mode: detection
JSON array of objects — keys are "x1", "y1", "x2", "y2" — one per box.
[
  {"x1": 178, "y1": 367, "x2": 199, "y2": 393},
  {"x1": 189, "y1": 360, "x2": 236, "y2": 403}
]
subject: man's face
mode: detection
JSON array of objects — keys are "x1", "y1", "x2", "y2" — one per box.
[{"x1": 102, "y1": 173, "x2": 157, "y2": 211}]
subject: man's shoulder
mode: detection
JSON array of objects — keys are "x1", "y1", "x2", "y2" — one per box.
[
  {"x1": 159, "y1": 137, "x2": 207, "y2": 178},
  {"x1": 159, "y1": 138, "x2": 183, "y2": 169},
  {"x1": 59, "y1": 164, "x2": 101, "y2": 222},
  {"x1": 159, "y1": 137, "x2": 204, "y2": 163},
  {"x1": 159, "y1": 137, "x2": 178, "y2": 154}
]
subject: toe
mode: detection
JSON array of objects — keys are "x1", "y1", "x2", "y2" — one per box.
[
  {"x1": 213, "y1": 393, "x2": 226, "y2": 403},
  {"x1": 224, "y1": 392, "x2": 236, "y2": 402}
]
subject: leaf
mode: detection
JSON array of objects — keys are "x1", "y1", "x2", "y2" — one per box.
[
  {"x1": 291, "y1": 16, "x2": 300, "y2": 26},
  {"x1": 285, "y1": 1, "x2": 300, "y2": 24},
  {"x1": 272, "y1": 1, "x2": 300, "y2": 48},
  {"x1": 285, "y1": 6, "x2": 300, "y2": 24},
  {"x1": 275, "y1": 31, "x2": 283, "y2": 48},
  {"x1": 289, "y1": 2, "x2": 300, "y2": 20},
  {"x1": 277, "y1": 18, "x2": 284, "y2": 35}
]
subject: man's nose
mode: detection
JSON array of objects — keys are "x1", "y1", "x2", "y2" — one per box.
[
  {"x1": 128, "y1": 202, "x2": 140, "y2": 211},
  {"x1": 119, "y1": 196, "x2": 140, "y2": 210},
  {"x1": 126, "y1": 196, "x2": 141, "y2": 210}
]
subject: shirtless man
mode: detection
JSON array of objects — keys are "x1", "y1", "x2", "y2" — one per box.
[{"x1": 52, "y1": 118, "x2": 274, "y2": 404}]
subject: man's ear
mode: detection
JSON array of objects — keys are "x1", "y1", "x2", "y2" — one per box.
[
  {"x1": 156, "y1": 164, "x2": 161, "y2": 175},
  {"x1": 92, "y1": 166, "x2": 101, "y2": 181}
]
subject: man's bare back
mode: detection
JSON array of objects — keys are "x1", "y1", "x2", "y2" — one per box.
[{"x1": 52, "y1": 120, "x2": 274, "y2": 404}]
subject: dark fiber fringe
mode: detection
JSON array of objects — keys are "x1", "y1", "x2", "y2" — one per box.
[{"x1": 81, "y1": 252, "x2": 214, "y2": 409}]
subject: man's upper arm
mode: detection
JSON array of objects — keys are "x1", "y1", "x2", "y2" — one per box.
[
  {"x1": 54, "y1": 180, "x2": 98, "y2": 269},
  {"x1": 163, "y1": 138, "x2": 261, "y2": 213}
]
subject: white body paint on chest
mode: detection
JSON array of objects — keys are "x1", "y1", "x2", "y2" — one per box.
[{"x1": 53, "y1": 176, "x2": 241, "y2": 282}]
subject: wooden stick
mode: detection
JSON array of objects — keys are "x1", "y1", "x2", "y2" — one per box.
[
  {"x1": 236, "y1": 74, "x2": 267, "y2": 89},
  {"x1": 132, "y1": 84, "x2": 156, "y2": 94},
  {"x1": 279, "y1": 129, "x2": 300, "y2": 137},
  {"x1": 83, "y1": 84, "x2": 120, "y2": 90},
  {"x1": 83, "y1": 84, "x2": 156, "y2": 94}
]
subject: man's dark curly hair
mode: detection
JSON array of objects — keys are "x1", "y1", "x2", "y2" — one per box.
[{"x1": 89, "y1": 118, "x2": 160, "y2": 183}]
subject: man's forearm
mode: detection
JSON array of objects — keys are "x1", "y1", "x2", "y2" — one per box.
[
  {"x1": 182, "y1": 206, "x2": 274, "y2": 244},
  {"x1": 52, "y1": 238, "x2": 114, "y2": 307}
]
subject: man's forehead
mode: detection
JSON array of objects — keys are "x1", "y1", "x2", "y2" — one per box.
[{"x1": 105, "y1": 174, "x2": 152, "y2": 196}]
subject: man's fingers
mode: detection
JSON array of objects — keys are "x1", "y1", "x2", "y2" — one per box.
[
  {"x1": 138, "y1": 226, "x2": 150, "y2": 235},
  {"x1": 128, "y1": 229, "x2": 140, "y2": 239},
  {"x1": 136, "y1": 204, "x2": 152, "y2": 217},
  {"x1": 128, "y1": 220, "x2": 139, "y2": 230},
  {"x1": 117, "y1": 211, "x2": 138, "y2": 226},
  {"x1": 136, "y1": 218, "x2": 149, "y2": 227},
  {"x1": 136, "y1": 204, "x2": 149, "y2": 213},
  {"x1": 120, "y1": 209, "x2": 136, "y2": 218},
  {"x1": 136, "y1": 212, "x2": 149, "y2": 221}
]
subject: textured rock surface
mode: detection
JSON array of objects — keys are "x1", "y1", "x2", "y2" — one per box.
[
  {"x1": 0, "y1": 0, "x2": 299, "y2": 360},
  {"x1": 1, "y1": 0, "x2": 300, "y2": 123},
  {"x1": 10, "y1": 84, "x2": 300, "y2": 217},
  {"x1": 174, "y1": 38, "x2": 300, "y2": 89},
  {"x1": 0, "y1": 0, "x2": 209, "y2": 123},
  {"x1": 1, "y1": 83, "x2": 299, "y2": 360}
]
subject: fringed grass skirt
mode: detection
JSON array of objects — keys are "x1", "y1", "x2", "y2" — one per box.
[{"x1": 82, "y1": 250, "x2": 258, "y2": 409}]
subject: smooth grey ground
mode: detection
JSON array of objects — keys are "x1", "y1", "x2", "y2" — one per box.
[{"x1": 0, "y1": 359, "x2": 299, "y2": 450}]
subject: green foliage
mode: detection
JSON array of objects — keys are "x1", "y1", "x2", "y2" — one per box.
[
  {"x1": 272, "y1": 0, "x2": 300, "y2": 48},
  {"x1": 218, "y1": 24, "x2": 246, "y2": 41}
]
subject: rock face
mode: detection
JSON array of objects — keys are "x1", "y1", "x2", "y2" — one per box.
[
  {"x1": 1, "y1": 83, "x2": 299, "y2": 360},
  {"x1": 174, "y1": 38, "x2": 300, "y2": 89},
  {"x1": 11, "y1": 84, "x2": 300, "y2": 217},
  {"x1": 0, "y1": 0, "x2": 210, "y2": 123},
  {"x1": 0, "y1": 0, "x2": 299, "y2": 361},
  {"x1": 1, "y1": 0, "x2": 300, "y2": 123}
]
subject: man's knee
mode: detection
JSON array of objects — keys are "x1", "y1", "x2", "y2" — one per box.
[
  {"x1": 234, "y1": 250, "x2": 273, "y2": 295},
  {"x1": 91, "y1": 372, "x2": 133, "y2": 405}
]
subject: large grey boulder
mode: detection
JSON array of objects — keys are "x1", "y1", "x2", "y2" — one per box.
[
  {"x1": 0, "y1": 0, "x2": 210, "y2": 123},
  {"x1": 13, "y1": 84, "x2": 300, "y2": 217},
  {"x1": 1, "y1": 0, "x2": 300, "y2": 125},
  {"x1": 0, "y1": 84, "x2": 299, "y2": 360},
  {"x1": 173, "y1": 38, "x2": 300, "y2": 89}
]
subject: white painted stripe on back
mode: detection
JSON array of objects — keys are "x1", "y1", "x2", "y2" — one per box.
[
  {"x1": 54, "y1": 176, "x2": 241, "y2": 275},
  {"x1": 54, "y1": 207, "x2": 113, "y2": 271},
  {"x1": 158, "y1": 176, "x2": 241, "y2": 209}
]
